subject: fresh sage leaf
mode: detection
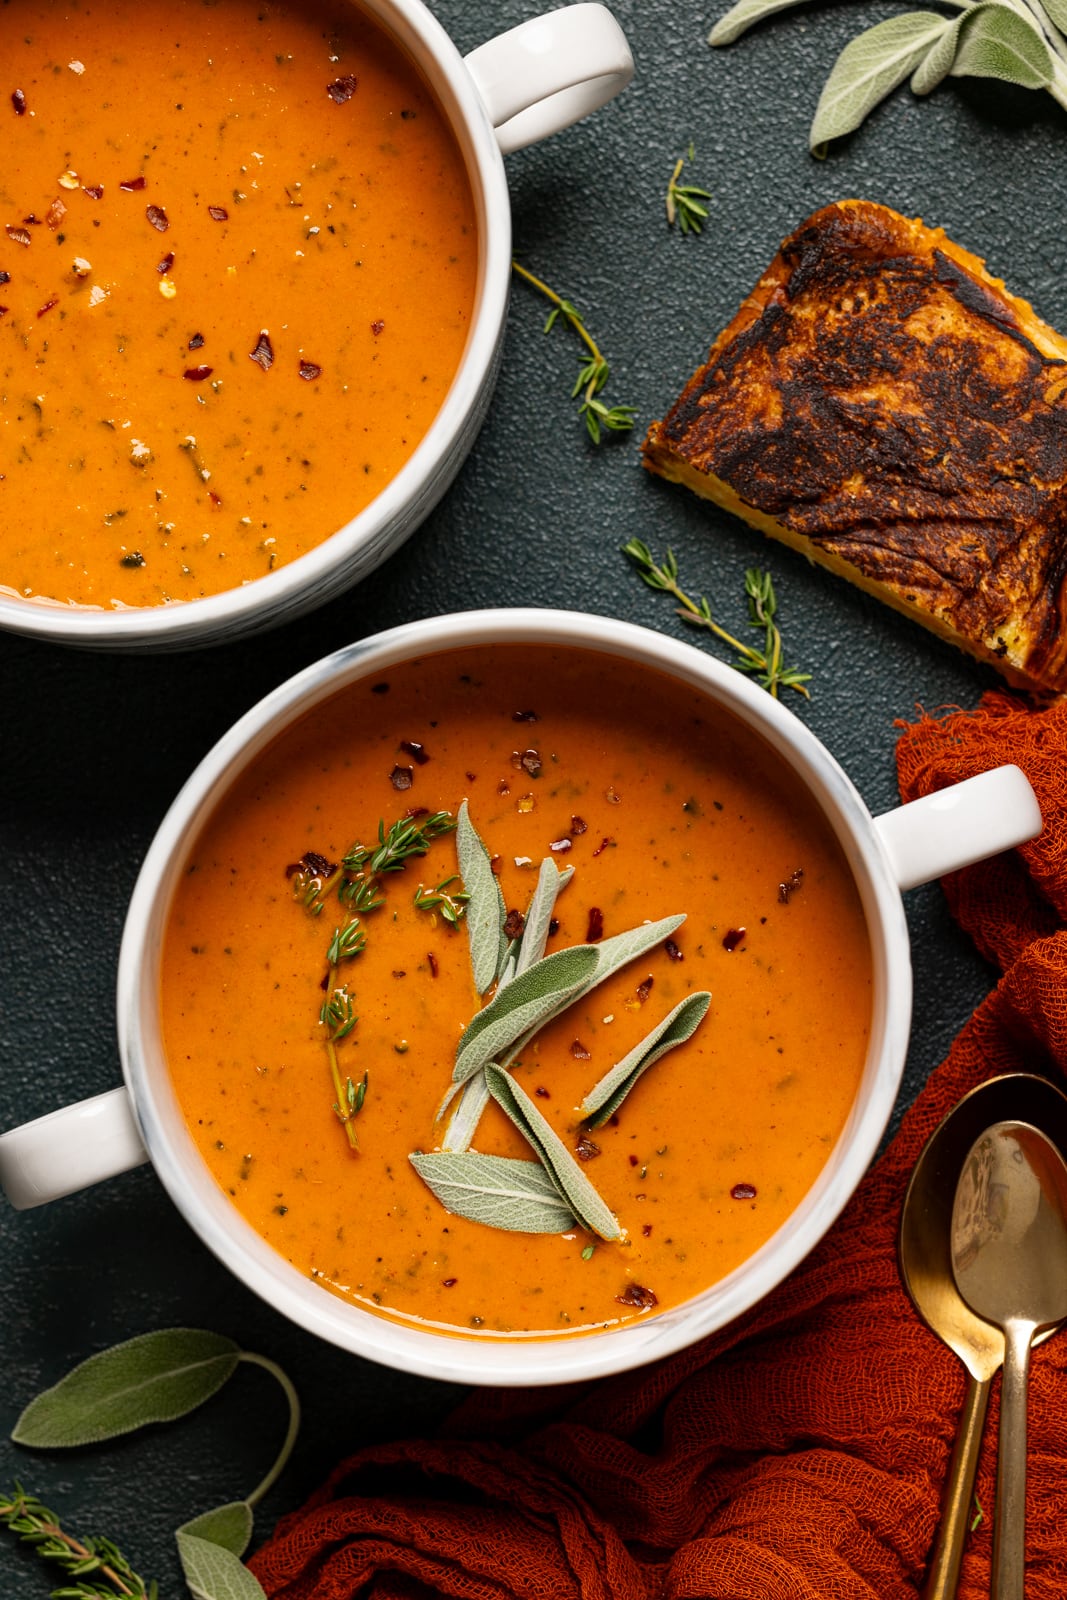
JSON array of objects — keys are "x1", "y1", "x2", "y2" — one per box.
[
  {"x1": 439, "y1": 1069, "x2": 491, "y2": 1153},
  {"x1": 708, "y1": 0, "x2": 818, "y2": 46},
  {"x1": 177, "y1": 1502, "x2": 254, "y2": 1560},
  {"x1": 176, "y1": 1529, "x2": 267, "y2": 1600},
  {"x1": 409, "y1": 1150, "x2": 577, "y2": 1233},
  {"x1": 484, "y1": 1064, "x2": 622, "y2": 1241},
  {"x1": 11, "y1": 1329, "x2": 240, "y2": 1448},
  {"x1": 515, "y1": 858, "x2": 573, "y2": 977},
  {"x1": 581, "y1": 991, "x2": 712, "y2": 1129},
  {"x1": 456, "y1": 801, "x2": 507, "y2": 995},
  {"x1": 452, "y1": 944, "x2": 600, "y2": 1085},
  {"x1": 910, "y1": 9, "x2": 969, "y2": 93},
  {"x1": 1034, "y1": 0, "x2": 1067, "y2": 40},
  {"x1": 810, "y1": 13, "x2": 951, "y2": 150},
  {"x1": 949, "y1": 0, "x2": 1052, "y2": 86}
]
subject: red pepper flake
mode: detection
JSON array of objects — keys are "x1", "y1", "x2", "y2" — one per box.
[
  {"x1": 249, "y1": 329, "x2": 274, "y2": 371},
  {"x1": 731, "y1": 1182, "x2": 757, "y2": 1201},
  {"x1": 496, "y1": 779, "x2": 511, "y2": 797},
  {"x1": 576, "y1": 1134, "x2": 601, "y2": 1162},
  {"x1": 441, "y1": 1277, "x2": 457, "y2": 1288},
  {"x1": 45, "y1": 197, "x2": 66, "y2": 231},
  {"x1": 120, "y1": 176, "x2": 147, "y2": 191},
  {"x1": 22, "y1": 214, "x2": 41, "y2": 225},
  {"x1": 586, "y1": 907, "x2": 604, "y2": 943},
  {"x1": 0, "y1": 271, "x2": 9, "y2": 285},
  {"x1": 370, "y1": 318, "x2": 385, "y2": 336},
  {"x1": 549, "y1": 838, "x2": 572, "y2": 854},
  {"x1": 664, "y1": 939, "x2": 683, "y2": 962},
  {"x1": 503, "y1": 909, "x2": 525, "y2": 941},
  {"x1": 641, "y1": 1223, "x2": 653, "y2": 1237},
  {"x1": 722, "y1": 927, "x2": 746, "y2": 952},
  {"x1": 5, "y1": 225, "x2": 31, "y2": 247},
  {"x1": 11, "y1": 89, "x2": 27, "y2": 115},
  {"x1": 298, "y1": 360, "x2": 322, "y2": 382},
  {"x1": 616, "y1": 1283, "x2": 657, "y2": 1310},
  {"x1": 83, "y1": 184, "x2": 104, "y2": 200},
  {"x1": 404, "y1": 806, "x2": 429, "y2": 820},
  {"x1": 326, "y1": 73, "x2": 358, "y2": 103},
  {"x1": 36, "y1": 296, "x2": 58, "y2": 318},
  {"x1": 571, "y1": 1040, "x2": 591, "y2": 1060},
  {"x1": 146, "y1": 204, "x2": 169, "y2": 232},
  {"x1": 285, "y1": 850, "x2": 336, "y2": 880},
  {"x1": 427, "y1": 951, "x2": 439, "y2": 979},
  {"x1": 778, "y1": 868, "x2": 804, "y2": 904},
  {"x1": 534, "y1": 1086, "x2": 550, "y2": 1099},
  {"x1": 636, "y1": 976, "x2": 654, "y2": 1003},
  {"x1": 548, "y1": 918, "x2": 560, "y2": 935},
  {"x1": 389, "y1": 764, "x2": 413, "y2": 791},
  {"x1": 189, "y1": 332, "x2": 205, "y2": 350},
  {"x1": 208, "y1": 490, "x2": 223, "y2": 508},
  {"x1": 399, "y1": 739, "x2": 429, "y2": 765},
  {"x1": 570, "y1": 815, "x2": 587, "y2": 836},
  {"x1": 591, "y1": 837, "x2": 615, "y2": 857},
  {"x1": 489, "y1": 855, "x2": 504, "y2": 877},
  {"x1": 183, "y1": 364, "x2": 213, "y2": 382},
  {"x1": 628, "y1": 1154, "x2": 639, "y2": 1167},
  {"x1": 0, "y1": 307, "x2": 8, "y2": 319},
  {"x1": 512, "y1": 709, "x2": 538, "y2": 722},
  {"x1": 157, "y1": 251, "x2": 175, "y2": 275},
  {"x1": 517, "y1": 748, "x2": 540, "y2": 777},
  {"x1": 207, "y1": 204, "x2": 229, "y2": 222}
]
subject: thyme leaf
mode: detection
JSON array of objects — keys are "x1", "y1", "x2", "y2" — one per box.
[
  {"x1": 0, "y1": 1486, "x2": 157, "y2": 1598},
  {"x1": 512, "y1": 260, "x2": 637, "y2": 443},
  {"x1": 665, "y1": 147, "x2": 712, "y2": 233}
]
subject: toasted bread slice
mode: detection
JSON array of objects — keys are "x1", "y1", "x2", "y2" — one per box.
[{"x1": 643, "y1": 200, "x2": 1067, "y2": 693}]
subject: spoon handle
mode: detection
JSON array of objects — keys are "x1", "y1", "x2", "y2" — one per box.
[
  {"x1": 993, "y1": 1321, "x2": 1035, "y2": 1600},
  {"x1": 922, "y1": 1374, "x2": 991, "y2": 1600}
]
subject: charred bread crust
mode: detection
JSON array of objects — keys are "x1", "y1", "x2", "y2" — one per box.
[{"x1": 643, "y1": 199, "x2": 1067, "y2": 693}]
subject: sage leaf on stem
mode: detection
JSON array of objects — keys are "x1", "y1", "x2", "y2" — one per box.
[
  {"x1": 409, "y1": 1149, "x2": 578, "y2": 1232},
  {"x1": 810, "y1": 13, "x2": 953, "y2": 149},
  {"x1": 949, "y1": 0, "x2": 1053, "y2": 85},
  {"x1": 176, "y1": 1529, "x2": 268, "y2": 1600},
  {"x1": 581, "y1": 991, "x2": 713, "y2": 1129},
  {"x1": 177, "y1": 1502, "x2": 254, "y2": 1559}
]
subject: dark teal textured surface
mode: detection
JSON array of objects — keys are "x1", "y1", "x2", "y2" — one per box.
[{"x1": 0, "y1": 0, "x2": 1056, "y2": 1589}]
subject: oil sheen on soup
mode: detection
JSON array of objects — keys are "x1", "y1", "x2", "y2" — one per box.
[
  {"x1": 0, "y1": 0, "x2": 477, "y2": 608},
  {"x1": 161, "y1": 646, "x2": 873, "y2": 1338}
]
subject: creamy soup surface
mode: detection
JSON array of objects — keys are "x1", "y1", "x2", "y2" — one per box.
[
  {"x1": 0, "y1": 0, "x2": 477, "y2": 608},
  {"x1": 161, "y1": 646, "x2": 873, "y2": 1338}
]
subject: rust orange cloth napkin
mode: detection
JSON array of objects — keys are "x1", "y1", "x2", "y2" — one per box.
[{"x1": 250, "y1": 689, "x2": 1067, "y2": 1600}]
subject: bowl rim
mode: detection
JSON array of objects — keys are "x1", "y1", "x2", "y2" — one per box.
[
  {"x1": 117, "y1": 606, "x2": 912, "y2": 1386},
  {"x1": 0, "y1": 0, "x2": 512, "y2": 649}
]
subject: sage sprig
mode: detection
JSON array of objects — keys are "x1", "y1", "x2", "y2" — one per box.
[
  {"x1": 451, "y1": 944, "x2": 601, "y2": 1086},
  {"x1": 581, "y1": 991, "x2": 712, "y2": 1129},
  {"x1": 409, "y1": 1150, "x2": 577, "y2": 1233},
  {"x1": 709, "y1": 0, "x2": 1067, "y2": 151}
]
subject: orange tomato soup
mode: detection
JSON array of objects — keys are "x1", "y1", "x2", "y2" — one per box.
[
  {"x1": 161, "y1": 646, "x2": 873, "y2": 1337},
  {"x1": 0, "y1": 0, "x2": 477, "y2": 608}
]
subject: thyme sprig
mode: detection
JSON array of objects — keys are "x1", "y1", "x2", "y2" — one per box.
[
  {"x1": 291, "y1": 809, "x2": 458, "y2": 1148},
  {"x1": 624, "y1": 539, "x2": 811, "y2": 699},
  {"x1": 511, "y1": 260, "x2": 637, "y2": 444},
  {"x1": 665, "y1": 147, "x2": 712, "y2": 233},
  {"x1": 414, "y1": 875, "x2": 470, "y2": 927},
  {"x1": 0, "y1": 1485, "x2": 156, "y2": 1599}
]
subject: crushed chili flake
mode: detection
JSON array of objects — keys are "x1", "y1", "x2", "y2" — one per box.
[
  {"x1": 502, "y1": 909, "x2": 525, "y2": 941},
  {"x1": 11, "y1": 89, "x2": 27, "y2": 115},
  {"x1": 441, "y1": 1276, "x2": 457, "y2": 1288},
  {"x1": 403, "y1": 806, "x2": 429, "y2": 820},
  {"x1": 183, "y1": 365, "x2": 213, "y2": 382},
  {"x1": 496, "y1": 780, "x2": 511, "y2": 797},
  {"x1": 642, "y1": 1223, "x2": 653, "y2": 1237},
  {"x1": 249, "y1": 329, "x2": 274, "y2": 371},
  {"x1": 636, "y1": 976, "x2": 654, "y2": 1003},
  {"x1": 207, "y1": 204, "x2": 229, "y2": 221},
  {"x1": 36, "y1": 296, "x2": 58, "y2": 318},
  {"x1": 664, "y1": 938, "x2": 684, "y2": 962},
  {"x1": 157, "y1": 251, "x2": 175, "y2": 275},
  {"x1": 427, "y1": 951, "x2": 439, "y2": 978},
  {"x1": 549, "y1": 838, "x2": 572, "y2": 854},
  {"x1": 778, "y1": 868, "x2": 804, "y2": 904},
  {"x1": 721, "y1": 927, "x2": 746, "y2": 952},
  {"x1": 548, "y1": 917, "x2": 560, "y2": 935},
  {"x1": 489, "y1": 855, "x2": 503, "y2": 877},
  {"x1": 5, "y1": 226, "x2": 31, "y2": 247},
  {"x1": 569, "y1": 815, "x2": 588, "y2": 836},
  {"x1": 731, "y1": 1182, "x2": 758, "y2": 1201},
  {"x1": 298, "y1": 360, "x2": 322, "y2": 381},
  {"x1": 0, "y1": 272, "x2": 8, "y2": 285},
  {"x1": 189, "y1": 332, "x2": 205, "y2": 350},
  {"x1": 146, "y1": 204, "x2": 169, "y2": 232},
  {"x1": 0, "y1": 307, "x2": 7, "y2": 319},
  {"x1": 326, "y1": 73, "x2": 358, "y2": 103},
  {"x1": 83, "y1": 184, "x2": 104, "y2": 199},
  {"x1": 398, "y1": 739, "x2": 429, "y2": 765},
  {"x1": 591, "y1": 837, "x2": 614, "y2": 857},
  {"x1": 616, "y1": 1283, "x2": 657, "y2": 1310},
  {"x1": 571, "y1": 1040, "x2": 591, "y2": 1060},
  {"x1": 208, "y1": 490, "x2": 223, "y2": 508},
  {"x1": 119, "y1": 176, "x2": 146, "y2": 191},
  {"x1": 285, "y1": 850, "x2": 336, "y2": 880},
  {"x1": 576, "y1": 1134, "x2": 601, "y2": 1162},
  {"x1": 628, "y1": 1154, "x2": 640, "y2": 1167},
  {"x1": 534, "y1": 1086, "x2": 550, "y2": 1099},
  {"x1": 370, "y1": 318, "x2": 385, "y2": 336},
  {"x1": 120, "y1": 551, "x2": 146, "y2": 568},
  {"x1": 520, "y1": 749, "x2": 542, "y2": 777},
  {"x1": 512, "y1": 709, "x2": 538, "y2": 722},
  {"x1": 389, "y1": 764, "x2": 414, "y2": 791},
  {"x1": 45, "y1": 197, "x2": 66, "y2": 230},
  {"x1": 586, "y1": 907, "x2": 604, "y2": 943}
]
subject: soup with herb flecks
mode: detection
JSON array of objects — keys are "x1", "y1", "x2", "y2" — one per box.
[
  {"x1": 0, "y1": 0, "x2": 477, "y2": 609},
  {"x1": 161, "y1": 645, "x2": 872, "y2": 1338}
]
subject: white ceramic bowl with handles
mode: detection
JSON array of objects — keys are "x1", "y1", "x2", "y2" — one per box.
[
  {"x1": 0, "y1": 5, "x2": 632, "y2": 652},
  {"x1": 0, "y1": 608, "x2": 1042, "y2": 1383}
]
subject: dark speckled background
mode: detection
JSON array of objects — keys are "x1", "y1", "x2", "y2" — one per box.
[{"x1": 0, "y1": 0, "x2": 1056, "y2": 1589}]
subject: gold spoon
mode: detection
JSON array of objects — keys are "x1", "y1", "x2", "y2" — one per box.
[
  {"x1": 898, "y1": 1073, "x2": 1067, "y2": 1600},
  {"x1": 951, "y1": 1118, "x2": 1067, "y2": 1600}
]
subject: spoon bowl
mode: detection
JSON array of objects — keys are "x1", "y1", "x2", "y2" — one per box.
[{"x1": 898, "y1": 1072, "x2": 1067, "y2": 1600}]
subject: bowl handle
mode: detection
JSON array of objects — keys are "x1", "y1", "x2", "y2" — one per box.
[
  {"x1": 0, "y1": 1086, "x2": 148, "y2": 1210},
  {"x1": 464, "y1": 3, "x2": 634, "y2": 155},
  {"x1": 872, "y1": 764, "x2": 1042, "y2": 892}
]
